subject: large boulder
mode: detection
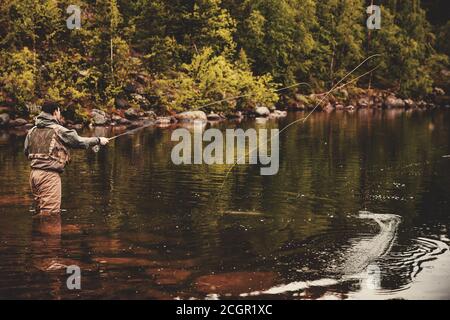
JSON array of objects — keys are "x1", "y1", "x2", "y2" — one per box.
[
  {"x1": 0, "y1": 113, "x2": 10, "y2": 127},
  {"x1": 91, "y1": 109, "x2": 108, "y2": 126},
  {"x1": 417, "y1": 100, "x2": 427, "y2": 109},
  {"x1": 111, "y1": 114, "x2": 131, "y2": 125},
  {"x1": 255, "y1": 106, "x2": 270, "y2": 117},
  {"x1": 92, "y1": 109, "x2": 107, "y2": 117},
  {"x1": 357, "y1": 97, "x2": 370, "y2": 108},
  {"x1": 385, "y1": 96, "x2": 406, "y2": 109},
  {"x1": 143, "y1": 110, "x2": 157, "y2": 121},
  {"x1": 111, "y1": 114, "x2": 121, "y2": 122},
  {"x1": 207, "y1": 112, "x2": 223, "y2": 121},
  {"x1": 175, "y1": 110, "x2": 207, "y2": 122},
  {"x1": 156, "y1": 117, "x2": 171, "y2": 125},
  {"x1": 269, "y1": 110, "x2": 287, "y2": 118},
  {"x1": 156, "y1": 116, "x2": 174, "y2": 128},
  {"x1": 404, "y1": 99, "x2": 416, "y2": 108}
]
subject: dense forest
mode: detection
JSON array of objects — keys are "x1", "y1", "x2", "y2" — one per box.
[{"x1": 0, "y1": 0, "x2": 448, "y2": 122}]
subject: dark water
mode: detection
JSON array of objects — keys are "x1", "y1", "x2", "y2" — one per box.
[{"x1": 0, "y1": 109, "x2": 449, "y2": 300}]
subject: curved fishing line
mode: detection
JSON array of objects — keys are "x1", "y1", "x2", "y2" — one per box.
[
  {"x1": 218, "y1": 54, "x2": 382, "y2": 190},
  {"x1": 279, "y1": 64, "x2": 380, "y2": 136}
]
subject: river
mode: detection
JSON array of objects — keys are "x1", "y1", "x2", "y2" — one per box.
[{"x1": 0, "y1": 109, "x2": 449, "y2": 299}]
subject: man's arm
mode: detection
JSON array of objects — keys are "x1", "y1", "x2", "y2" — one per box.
[
  {"x1": 24, "y1": 126, "x2": 36, "y2": 157},
  {"x1": 24, "y1": 131, "x2": 30, "y2": 157},
  {"x1": 55, "y1": 125, "x2": 101, "y2": 149}
]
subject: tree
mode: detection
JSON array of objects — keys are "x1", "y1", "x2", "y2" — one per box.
[
  {"x1": 0, "y1": 0, "x2": 448, "y2": 117},
  {"x1": 312, "y1": 0, "x2": 365, "y2": 88}
]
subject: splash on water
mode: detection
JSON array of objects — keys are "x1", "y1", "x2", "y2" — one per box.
[{"x1": 241, "y1": 211, "x2": 401, "y2": 296}]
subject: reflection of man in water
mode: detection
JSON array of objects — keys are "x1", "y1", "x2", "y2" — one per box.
[{"x1": 24, "y1": 101, "x2": 109, "y2": 216}]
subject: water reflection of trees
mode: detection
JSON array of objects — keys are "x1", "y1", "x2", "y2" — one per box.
[{"x1": 0, "y1": 109, "x2": 449, "y2": 297}]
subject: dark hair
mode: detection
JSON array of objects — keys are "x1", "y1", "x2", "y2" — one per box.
[{"x1": 41, "y1": 101, "x2": 60, "y2": 115}]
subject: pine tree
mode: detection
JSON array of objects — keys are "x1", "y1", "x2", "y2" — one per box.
[
  {"x1": 313, "y1": 0, "x2": 365, "y2": 87},
  {"x1": 234, "y1": 0, "x2": 317, "y2": 85}
]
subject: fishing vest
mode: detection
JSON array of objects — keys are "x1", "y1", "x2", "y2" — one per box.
[{"x1": 27, "y1": 125, "x2": 70, "y2": 172}]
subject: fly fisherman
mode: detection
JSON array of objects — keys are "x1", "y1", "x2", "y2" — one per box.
[{"x1": 24, "y1": 101, "x2": 109, "y2": 217}]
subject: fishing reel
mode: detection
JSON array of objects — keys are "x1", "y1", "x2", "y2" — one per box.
[
  {"x1": 92, "y1": 145, "x2": 100, "y2": 153},
  {"x1": 92, "y1": 137, "x2": 112, "y2": 153}
]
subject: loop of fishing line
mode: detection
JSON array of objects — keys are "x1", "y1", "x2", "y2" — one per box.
[{"x1": 218, "y1": 53, "x2": 382, "y2": 190}]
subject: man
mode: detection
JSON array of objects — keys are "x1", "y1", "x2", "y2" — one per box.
[{"x1": 24, "y1": 101, "x2": 109, "y2": 216}]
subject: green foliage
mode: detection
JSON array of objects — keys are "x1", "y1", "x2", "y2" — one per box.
[
  {"x1": 368, "y1": 1, "x2": 438, "y2": 97},
  {"x1": 312, "y1": 0, "x2": 365, "y2": 85},
  {"x1": 151, "y1": 48, "x2": 278, "y2": 113},
  {"x1": 189, "y1": 0, "x2": 237, "y2": 57},
  {"x1": 0, "y1": 48, "x2": 35, "y2": 111},
  {"x1": 233, "y1": 0, "x2": 317, "y2": 84},
  {"x1": 0, "y1": 0, "x2": 448, "y2": 118}
]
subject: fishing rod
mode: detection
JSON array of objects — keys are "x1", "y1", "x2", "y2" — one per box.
[
  {"x1": 108, "y1": 121, "x2": 155, "y2": 141},
  {"x1": 91, "y1": 121, "x2": 156, "y2": 152}
]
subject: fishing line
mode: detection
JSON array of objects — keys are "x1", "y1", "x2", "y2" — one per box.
[
  {"x1": 218, "y1": 53, "x2": 382, "y2": 190},
  {"x1": 106, "y1": 53, "x2": 382, "y2": 203}
]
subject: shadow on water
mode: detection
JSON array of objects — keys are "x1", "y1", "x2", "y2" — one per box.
[{"x1": 0, "y1": 109, "x2": 449, "y2": 299}]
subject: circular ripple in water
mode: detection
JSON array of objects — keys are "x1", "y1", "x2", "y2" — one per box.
[{"x1": 375, "y1": 237, "x2": 449, "y2": 292}]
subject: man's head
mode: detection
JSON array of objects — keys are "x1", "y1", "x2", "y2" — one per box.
[{"x1": 41, "y1": 101, "x2": 62, "y2": 122}]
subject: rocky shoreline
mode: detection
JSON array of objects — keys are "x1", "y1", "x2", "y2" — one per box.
[
  {"x1": 284, "y1": 87, "x2": 449, "y2": 112},
  {"x1": 0, "y1": 87, "x2": 448, "y2": 131}
]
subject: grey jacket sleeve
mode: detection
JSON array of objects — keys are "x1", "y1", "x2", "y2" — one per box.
[
  {"x1": 24, "y1": 131, "x2": 30, "y2": 157},
  {"x1": 55, "y1": 125, "x2": 100, "y2": 149},
  {"x1": 24, "y1": 126, "x2": 36, "y2": 157}
]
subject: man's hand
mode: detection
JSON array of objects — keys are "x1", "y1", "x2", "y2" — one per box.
[{"x1": 99, "y1": 137, "x2": 109, "y2": 146}]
